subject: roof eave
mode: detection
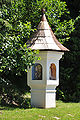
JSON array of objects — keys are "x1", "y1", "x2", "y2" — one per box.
[{"x1": 31, "y1": 49, "x2": 69, "y2": 52}]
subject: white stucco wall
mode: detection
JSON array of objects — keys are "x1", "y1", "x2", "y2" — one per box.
[{"x1": 27, "y1": 51, "x2": 64, "y2": 108}]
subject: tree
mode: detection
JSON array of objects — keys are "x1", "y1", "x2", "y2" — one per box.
[
  {"x1": 0, "y1": 0, "x2": 40, "y2": 74},
  {"x1": 25, "y1": 0, "x2": 80, "y2": 102},
  {"x1": 0, "y1": 0, "x2": 75, "y2": 106},
  {"x1": 57, "y1": 15, "x2": 80, "y2": 102},
  {"x1": 56, "y1": 0, "x2": 80, "y2": 102},
  {"x1": 0, "y1": 0, "x2": 39, "y2": 106},
  {"x1": 62, "y1": 0, "x2": 80, "y2": 18},
  {"x1": 25, "y1": 0, "x2": 74, "y2": 44}
]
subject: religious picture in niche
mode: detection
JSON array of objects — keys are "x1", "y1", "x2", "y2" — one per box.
[
  {"x1": 49, "y1": 63, "x2": 56, "y2": 80},
  {"x1": 32, "y1": 63, "x2": 42, "y2": 80}
]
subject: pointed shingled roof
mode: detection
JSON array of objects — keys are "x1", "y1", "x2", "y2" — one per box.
[{"x1": 28, "y1": 13, "x2": 69, "y2": 52}]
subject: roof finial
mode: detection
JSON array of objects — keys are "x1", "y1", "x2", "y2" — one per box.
[
  {"x1": 41, "y1": 8, "x2": 46, "y2": 21},
  {"x1": 41, "y1": 8, "x2": 45, "y2": 15}
]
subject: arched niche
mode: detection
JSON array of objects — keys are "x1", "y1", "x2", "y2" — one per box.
[
  {"x1": 49, "y1": 63, "x2": 56, "y2": 80},
  {"x1": 32, "y1": 63, "x2": 42, "y2": 80}
]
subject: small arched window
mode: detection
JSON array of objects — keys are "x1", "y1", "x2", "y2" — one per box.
[
  {"x1": 49, "y1": 63, "x2": 56, "y2": 80},
  {"x1": 32, "y1": 63, "x2": 42, "y2": 80}
]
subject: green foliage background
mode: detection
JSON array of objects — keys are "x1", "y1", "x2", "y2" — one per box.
[
  {"x1": 57, "y1": 0, "x2": 80, "y2": 102},
  {"x1": 0, "y1": 0, "x2": 80, "y2": 107}
]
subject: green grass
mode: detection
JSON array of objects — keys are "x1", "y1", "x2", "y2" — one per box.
[{"x1": 0, "y1": 101, "x2": 80, "y2": 120}]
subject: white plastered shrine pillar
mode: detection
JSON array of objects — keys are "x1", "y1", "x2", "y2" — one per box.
[
  {"x1": 27, "y1": 51, "x2": 64, "y2": 108},
  {"x1": 27, "y1": 10, "x2": 69, "y2": 108}
]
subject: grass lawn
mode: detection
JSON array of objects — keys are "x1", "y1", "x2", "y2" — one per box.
[{"x1": 0, "y1": 101, "x2": 80, "y2": 120}]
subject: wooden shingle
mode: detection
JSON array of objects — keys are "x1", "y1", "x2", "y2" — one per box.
[{"x1": 28, "y1": 13, "x2": 69, "y2": 52}]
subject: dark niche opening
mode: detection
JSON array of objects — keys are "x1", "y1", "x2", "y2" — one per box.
[
  {"x1": 32, "y1": 63, "x2": 42, "y2": 80},
  {"x1": 49, "y1": 63, "x2": 56, "y2": 80}
]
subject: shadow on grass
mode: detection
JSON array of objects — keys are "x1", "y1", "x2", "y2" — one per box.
[{"x1": 0, "y1": 98, "x2": 31, "y2": 110}]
